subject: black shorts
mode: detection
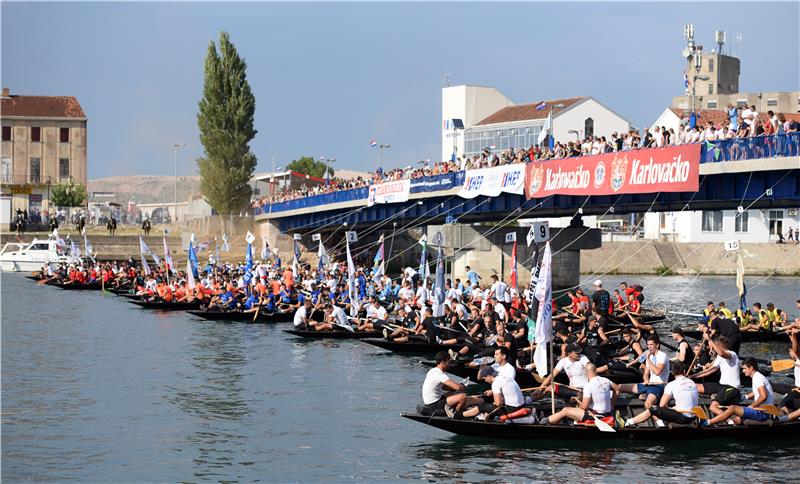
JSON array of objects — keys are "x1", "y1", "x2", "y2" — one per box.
[
  {"x1": 649, "y1": 406, "x2": 695, "y2": 425},
  {"x1": 701, "y1": 383, "x2": 741, "y2": 405},
  {"x1": 782, "y1": 389, "x2": 800, "y2": 411},
  {"x1": 420, "y1": 396, "x2": 448, "y2": 415},
  {"x1": 581, "y1": 410, "x2": 613, "y2": 421}
]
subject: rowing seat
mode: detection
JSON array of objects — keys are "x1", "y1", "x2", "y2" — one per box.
[
  {"x1": 743, "y1": 419, "x2": 774, "y2": 426},
  {"x1": 666, "y1": 421, "x2": 698, "y2": 429}
]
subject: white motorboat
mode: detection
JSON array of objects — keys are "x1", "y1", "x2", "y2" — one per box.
[{"x1": 0, "y1": 238, "x2": 69, "y2": 272}]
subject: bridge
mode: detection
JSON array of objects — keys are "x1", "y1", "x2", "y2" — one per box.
[
  {"x1": 253, "y1": 134, "x2": 800, "y2": 288},
  {"x1": 255, "y1": 134, "x2": 800, "y2": 231}
]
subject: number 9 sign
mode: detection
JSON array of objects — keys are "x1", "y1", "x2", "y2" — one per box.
[{"x1": 526, "y1": 221, "x2": 550, "y2": 246}]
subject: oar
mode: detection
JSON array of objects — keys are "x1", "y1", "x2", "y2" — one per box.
[
  {"x1": 719, "y1": 404, "x2": 782, "y2": 417},
  {"x1": 772, "y1": 359, "x2": 797, "y2": 372},
  {"x1": 591, "y1": 415, "x2": 616, "y2": 433},
  {"x1": 252, "y1": 298, "x2": 262, "y2": 322}
]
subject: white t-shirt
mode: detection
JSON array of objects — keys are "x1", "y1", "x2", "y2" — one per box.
[
  {"x1": 554, "y1": 355, "x2": 591, "y2": 389},
  {"x1": 582, "y1": 375, "x2": 613, "y2": 414},
  {"x1": 415, "y1": 287, "x2": 428, "y2": 307},
  {"x1": 398, "y1": 287, "x2": 414, "y2": 302},
  {"x1": 331, "y1": 305, "x2": 348, "y2": 326},
  {"x1": 713, "y1": 351, "x2": 741, "y2": 388},
  {"x1": 366, "y1": 304, "x2": 388, "y2": 321},
  {"x1": 293, "y1": 306, "x2": 308, "y2": 327},
  {"x1": 422, "y1": 367, "x2": 450, "y2": 405},
  {"x1": 494, "y1": 304, "x2": 507, "y2": 321},
  {"x1": 646, "y1": 350, "x2": 670, "y2": 384},
  {"x1": 492, "y1": 362, "x2": 517, "y2": 381},
  {"x1": 492, "y1": 376, "x2": 525, "y2": 407},
  {"x1": 491, "y1": 281, "x2": 508, "y2": 303},
  {"x1": 750, "y1": 371, "x2": 774, "y2": 406},
  {"x1": 664, "y1": 376, "x2": 698, "y2": 416},
  {"x1": 795, "y1": 358, "x2": 800, "y2": 387}
]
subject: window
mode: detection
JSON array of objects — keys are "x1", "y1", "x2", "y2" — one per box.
[
  {"x1": 59, "y1": 158, "x2": 70, "y2": 178},
  {"x1": 29, "y1": 157, "x2": 41, "y2": 184},
  {"x1": 708, "y1": 58, "x2": 714, "y2": 72},
  {"x1": 702, "y1": 210, "x2": 723, "y2": 232},
  {"x1": 766, "y1": 98, "x2": 778, "y2": 107},
  {"x1": 31, "y1": 126, "x2": 41, "y2": 142},
  {"x1": 707, "y1": 101, "x2": 718, "y2": 108},
  {"x1": 736, "y1": 100, "x2": 748, "y2": 108},
  {"x1": 707, "y1": 83, "x2": 713, "y2": 95},
  {"x1": 769, "y1": 210, "x2": 783, "y2": 236},
  {"x1": 60, "y1": 127, "x2": 70, "y2": 143},
  {"x1": 584, "y1": 118, "x2": 594, "y2": 138},
  {"x1": 1, "y1": 158, "x2": 11, "y2": 183},
  {"x1": 735, "y1": 211, "x2": 749, "y2": 232},
  {"x1": 1, "y1": 126, "x2": 10, "y2": 141}
]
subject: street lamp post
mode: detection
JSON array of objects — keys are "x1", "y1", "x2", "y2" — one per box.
[
  {"x1": 378, "y1": 144, "x2": 391, "y2": 170},
  {"x1": 172, "y1": 143, "x2": 185, "y2": 224}
]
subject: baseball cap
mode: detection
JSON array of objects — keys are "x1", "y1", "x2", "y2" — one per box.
[
  {"x1": 478, "y1": 366, "x2": 498, "y2": 379},
  {"x1": 593, "y1": 280, "x2": 602, "y2": 286}
]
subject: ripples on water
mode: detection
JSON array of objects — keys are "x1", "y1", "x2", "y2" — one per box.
[{"x1": 2, "y1": 274, "x2": 798, "y2": 481}]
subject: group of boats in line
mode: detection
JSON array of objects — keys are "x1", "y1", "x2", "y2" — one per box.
[{"x1": 21, "y1": 255, "x2": 800, "y2": 443}]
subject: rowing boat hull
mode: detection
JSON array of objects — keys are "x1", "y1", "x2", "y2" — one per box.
[
  {"x1": 284, "y1": 329, "x2": 382, "y2": 339},
  {"x1": 682, "y1": 329, "x2": 790, "y2": 343},
  {"x1": 130, "y1": 300, "x2": 203, "y2": 311},
  {"x1": 52, "y1": 282, "x2": 102, "y2": 290},
  {"x1": 401, "y1": 413, "x2": 799, "y2": 440},
  {"x1": 187, "y1": 309, "x2": 294, "y2": 323},
  {"x1": 362, "y1": 338, "x2": 460, "y2": 354}
]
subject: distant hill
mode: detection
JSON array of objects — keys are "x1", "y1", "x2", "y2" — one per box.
[{"x1": 88, "y1": 176, "x2": 202, "y2": 205}]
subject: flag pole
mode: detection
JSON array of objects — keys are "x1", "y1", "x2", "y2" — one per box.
[{"x1": 550, "y1": 338, "x2": 555, "y2": 414}]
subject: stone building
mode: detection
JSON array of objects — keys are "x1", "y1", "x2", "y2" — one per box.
[{"x1": 1, "y1": 87, "x2": 87, "y2": 224}]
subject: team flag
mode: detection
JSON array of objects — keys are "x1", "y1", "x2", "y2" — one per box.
[
  {"x1": 510, "y1": 239, "x2": 518, "y2": 290},
  {"x1": 736, "y1": 250, "x2": 747, "y2": 313},
  {"x1": 538, "y1": 111, "x2": 551, "y2": 145},
  {"x1": 372, "y1": 235, "x2": 385, "y2": 284},
  {"x1": 139, "y1": 236, "x2": 152, "y2": 276},
  {"x1": 346, "y1": 233, "x2": 359, "y2": 319},
  {"x1": 533, "y1": 241, "x2": 553, "y2": 377},
  {"x1": 432, "y1": 232, "x2": 446, "y2": 317},
  {"x1": 417, "y1": 234, "x2": 428, "y2": 281},
  {"x1": 188, "y1": 234, "x2": 200, "y2": 279},
  {"x1": 318, "y1": 238, "x2": 330, "y2": 273}
]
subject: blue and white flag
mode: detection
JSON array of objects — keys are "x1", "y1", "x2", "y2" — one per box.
[
  {"x1": 139, "y1": 236, "x2": 151, "y2": 276},
  {"x1": 188, "y1": 237, "x2": 200, "y2": 279},
  {"x1": 684, "y1": 70, "x2": 689, "y2": 90},
  {"x1": 346, "y1": 233, "x2": 359, "y2": 317},
  {"x1": 372, "y1": 235, "x2": 385, "y2": 284},
  {"x1": 70, "y1": 239, "x2": 81, "y2": 259},
  {"x1": 535, "y1": 101, "x2": 547, "y2": 111},
  {"x1": 538, "y1": 111, "x2": 551, "y2": 146},
  {"x1": 83, "y1": 230, "x2": 94, "y2": 261},
  {"x1": 417, "y1": 234, "x2": 428, "y2": 281},
  {"x1": 318, "y1": 238, "x2": 329, "y2": 274},
  {"x1": 432, "y1": 232, "x2": 445, "y2": 317},
  {"x1": 221, "y1": 234, "x2": 230, "y2": 252},
  {"x1": 533, "y1": 241, "x2": 553, "y2": 377}
]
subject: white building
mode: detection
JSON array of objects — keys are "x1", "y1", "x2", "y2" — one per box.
[
  {"x1": 644, "y1": 208, "x2": 799, "y2": 243},
  {"x1": 441, "y1": 85, "x2": 631, "y2": 162}
]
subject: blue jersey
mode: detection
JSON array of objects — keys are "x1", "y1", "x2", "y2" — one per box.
[{"x1": 244, "y1": 295, "x2": 258, "y2": 309}]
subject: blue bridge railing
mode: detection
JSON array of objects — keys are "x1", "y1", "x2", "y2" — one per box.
[{"x1": 255, "y1": 133, "x2": 800, "y2": 215}]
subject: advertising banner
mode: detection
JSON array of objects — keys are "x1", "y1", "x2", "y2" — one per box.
[
  {"x1": 525, "y1": 144, "x2": 700, "y2": 199},
  {"x1": 458, "y1": 163, "x2": 526, "y2": 199},
  {"x1": 367, "y1": 179, "x2": 411, "y2": 207}
]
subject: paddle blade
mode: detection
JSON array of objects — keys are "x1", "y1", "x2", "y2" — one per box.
[
  {"x1": 593, "y1": 416, "x2": 616, "y2": 433},
  {"x1": 772, "y1": 359, "x2": 796, "y2": 372},
  {"x1": 755, "y1": 404, "x2": 782, "y2": 417},
  {"x1": 692, "y1": 406, "x2": 708, "y2": 421}
]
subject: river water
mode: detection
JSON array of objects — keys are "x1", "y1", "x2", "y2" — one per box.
[{"x1": 2, "y1": 274, "x2": 798, "y2": 482}]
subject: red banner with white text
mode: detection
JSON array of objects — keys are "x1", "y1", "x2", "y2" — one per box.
[{"x1": 525, "y1": 144, "x2": 700, "y2": 199}]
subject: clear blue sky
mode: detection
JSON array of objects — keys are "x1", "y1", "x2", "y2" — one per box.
[{"x1": 3, "y1": 2, "x2": 798, "y2": 179}]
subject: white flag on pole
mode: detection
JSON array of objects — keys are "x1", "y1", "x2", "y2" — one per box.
[{"x1": 533, "y1": 241, "x2": 553, "y2": 377}]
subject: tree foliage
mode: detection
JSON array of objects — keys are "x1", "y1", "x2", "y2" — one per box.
[
  {"x1": 51, "y1": 178, "x2": 87, "y2": 207},
  {"x1": 286, "y1": 156, "x2": 334, "y2": 179},
  {"x1": 197, "y1": 31, "x2": 257, "y2": 215}
]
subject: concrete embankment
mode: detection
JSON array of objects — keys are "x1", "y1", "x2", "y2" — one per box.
[{"x1": 581, "y1": 241, "x2": 800, "y2": 276}]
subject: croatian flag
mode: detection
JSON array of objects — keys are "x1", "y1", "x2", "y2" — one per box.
[
  {"x1": 370, "y1": 140, "x2": 378, "y2": 147},
  {"x1": 535, "y1": 101, "x2": 547, "y2": 111}
]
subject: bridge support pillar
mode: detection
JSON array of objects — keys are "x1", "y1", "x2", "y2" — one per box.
[{"x1": 259, "y1": 218, "x2": 281, "y2": 253}]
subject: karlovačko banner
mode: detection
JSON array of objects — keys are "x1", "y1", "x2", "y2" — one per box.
[
  {"x1": 458, "y1": 163, "x2": 526, "y2": 199},
  {"x1": 367, "y1": 179, "x2": 411, "y2": 206},
  {"x1": 525, "y1": 144, "x2": 700, "y2": 199}
]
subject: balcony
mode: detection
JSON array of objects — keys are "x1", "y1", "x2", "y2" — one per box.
[{"x1": 0, "y1": 175, "x2": 56, "y2": 186}]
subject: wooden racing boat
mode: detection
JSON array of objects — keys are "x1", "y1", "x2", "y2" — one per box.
[
  {"x1": 130, "y1": 300, "x2": 203, "y2": 311},
  {"x1": 361, "y1": 338, "x2": 460, "y2": 354},
  {"x1": 187, "y1": 309, "x2": 294, "y2": 323},
  {"x1": 401, "y1": 411, "x2": 798, "y2": 441},
  {"x1": 681, "y1": 329, "x2": 791, "y2": 343},
  {"x1": 52, "y1": 281, "x2": 102, "y2": 290},
  {"x1": 284, "y1": 329, "x2": 382, "y2": 339}
]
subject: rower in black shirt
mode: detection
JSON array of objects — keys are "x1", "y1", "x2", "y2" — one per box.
[
  {"x1": 670, "y1": 325, "x2": 694, "y2": 369},
  {"x1": 707, "y1": 310, "x2": 742, "y2": 354}
]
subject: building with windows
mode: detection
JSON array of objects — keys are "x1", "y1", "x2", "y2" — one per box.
[
  {"x1": 441, "y1": 85, "x2": 630, "y2": 163},
  {"x1": 1, "y1": 87, "x2": 87, "y2": 225},
  {"x1": 643, "y1": 208, "x2": 799, "y2": 243}
]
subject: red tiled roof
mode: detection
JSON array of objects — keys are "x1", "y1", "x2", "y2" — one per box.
[
  {"x1": 475, "y1": 97, "x2": 586, "y2": 126},
  {"x1": 1, "y1": 95, "x2": 86, "y2": 118},
  {"x1": 667, "y1": 108, "x2": 800, "y2": 127}
]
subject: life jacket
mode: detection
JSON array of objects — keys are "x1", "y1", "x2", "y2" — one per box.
[{"x1": 719, "y1": 307, "x2": 733, "y2": 319}]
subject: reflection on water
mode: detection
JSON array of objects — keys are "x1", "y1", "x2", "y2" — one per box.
[{"x1": 1, "y1": 274, "x2": 798, "y2": 482}]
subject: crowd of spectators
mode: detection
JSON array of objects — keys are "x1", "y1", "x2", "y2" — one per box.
[{"x1": 252, "y1": 105, "x2": 800, "y2": 209}]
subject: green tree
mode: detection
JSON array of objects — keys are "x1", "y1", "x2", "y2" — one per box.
[
  {"x1": 50, "y1": 178, "x2": 87, "y2": 207},
  {"x1": 286, "y1": 156, "x2": 334, "y2": 179},
  {"x1": 197, "y1": 31, "x2": 257, "y2": 216}
]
